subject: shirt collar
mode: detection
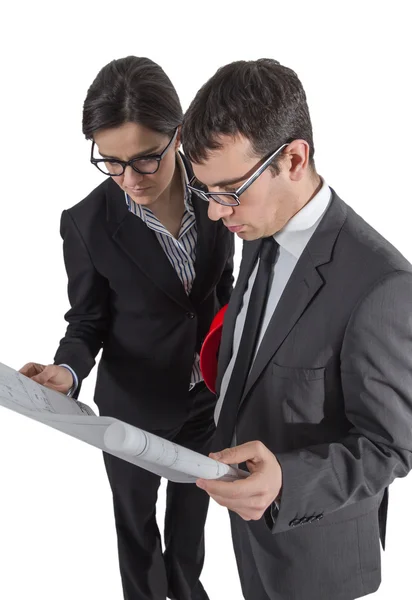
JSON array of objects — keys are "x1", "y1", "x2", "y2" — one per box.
[{"x1": 274, "y1": 178, "x2": 332, "y2": 259}]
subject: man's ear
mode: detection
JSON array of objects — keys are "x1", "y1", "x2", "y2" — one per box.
[{"x1": 285, "y1": 139, "x2": 310, "y2": 182}]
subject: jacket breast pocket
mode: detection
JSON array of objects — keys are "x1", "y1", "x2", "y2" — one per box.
[{"x1": 272, "y1": 363, "x2": 326, "y2": 424}]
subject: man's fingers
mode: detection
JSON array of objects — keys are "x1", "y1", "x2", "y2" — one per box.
[
  {"x1": 209, "y1": 490, "x2": 268, "y2": 512},
  {"x1": 210, "y1": 440, "x2": 268, "y2": 467},
  {"x1": 197, "y1": 472, "x2": 268, "y2": 500},
  {"x1": 206, "y1": 491, "x2": 268, "y2": 520}
]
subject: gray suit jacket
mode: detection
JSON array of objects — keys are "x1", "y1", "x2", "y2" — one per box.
[{"x1": 217, "y1": 191, "x2": 412, "y2": 600}]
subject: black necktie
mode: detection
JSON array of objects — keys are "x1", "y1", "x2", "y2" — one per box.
[{"x1": 213, "y1": 237, "x2": 279, "y2": 451}]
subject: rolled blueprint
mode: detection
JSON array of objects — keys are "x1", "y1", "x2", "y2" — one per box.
[
  {"x1": 0, "y1": 361, "x2": 249, "y2": 484},
  {"x1": 104, "y1": 421, "x2": 249, "y2": 482}
]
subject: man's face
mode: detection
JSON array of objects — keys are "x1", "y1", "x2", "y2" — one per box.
[
  {"x1": 192, "y1": 135, "x2": 299, "y2": 241},
  {"x1": 93, "y1": 122, "x2": 178, "y2": 207}
]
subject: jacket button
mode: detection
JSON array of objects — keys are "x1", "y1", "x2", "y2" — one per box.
[
  {"x1": 289, "y1": 518, "x2": 300, "y2": 527},
  {"x1": 186, "y1": 312, "x2": 195, "y2": 319},
  {"x1": 315, "y1": 514, "x2": 324, "y2": 521}
]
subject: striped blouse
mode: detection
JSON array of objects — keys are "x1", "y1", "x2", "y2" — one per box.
[{"x1": 125, "y1": 153, "x2": 202, "y2": 388}]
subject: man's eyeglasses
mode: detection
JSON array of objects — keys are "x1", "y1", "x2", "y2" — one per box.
[
  {"x1": 90, "y1": 128, "x2": 178, "y2": 176},
  {"x1": 187, "y1": 142, "x2": 288, "y2": 206}
]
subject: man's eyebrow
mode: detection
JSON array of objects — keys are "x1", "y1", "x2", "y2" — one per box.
[
  {"x1": 99, "y1": 145, "x2": 161, "y2": 160},
  {"x1": 213, "y1": 175, "x2": 247, "y2": 187},
  {"x1": 196, "y1": 174, "x2": 246, "y2": 189}
]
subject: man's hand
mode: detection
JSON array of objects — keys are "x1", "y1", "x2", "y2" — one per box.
[
  {"x1": 196, "y1": 441, "x2": 282, "y2": 521},
  {"x1": 19, "y1": 363, "x2": 73, "y2": 394}
]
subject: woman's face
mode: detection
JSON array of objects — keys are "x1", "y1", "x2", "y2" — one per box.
[{"x1": 93, "y1": 122, "x2": 179, "y2": 206}]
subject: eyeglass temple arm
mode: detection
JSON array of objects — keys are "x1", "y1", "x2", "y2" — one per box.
[{"x1": 236, "y1": 143, "x2": 289, "y2": 196}]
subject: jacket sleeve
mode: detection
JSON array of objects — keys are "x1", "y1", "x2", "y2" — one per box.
[
  {"x1": 268, "y1": 270, "x2": 412, "y2": 534},
  {"x1": 53, "y1": 209, "x2": 110, "y2": 386},
  {"x1": 216, "y1": 229, "x2": 235, "y2": 307}
]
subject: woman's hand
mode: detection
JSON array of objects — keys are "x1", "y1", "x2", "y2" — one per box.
[{"x1": 19, "y1": 363, "x2": 74, "y2": 394}]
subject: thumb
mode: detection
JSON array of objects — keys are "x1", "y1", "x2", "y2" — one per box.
[
  {"x1": 210, "y1": 441, "x2": 267, "y2": 467},
  {"x1": 32, "y1": 365, "x2": 56, "y2": 385}
]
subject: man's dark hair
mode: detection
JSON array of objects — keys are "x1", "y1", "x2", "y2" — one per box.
[
  {"x1": 182, "y1": 58, "x2": 315, "y2": 173},
  {"x1": 82, "y1": 56, "x2": 183, "y2": 139}
]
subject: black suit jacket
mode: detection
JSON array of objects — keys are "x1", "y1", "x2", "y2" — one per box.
[
  {"x1": 217, "y1": 191, "x2": 412, "y2": 600},
  {"x1": 54, "y1": 155, "x2": 234, "y2": 430}
]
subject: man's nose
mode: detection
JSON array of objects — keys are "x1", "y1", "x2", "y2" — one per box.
[{"x1": 208, "y1": 200, "x2": 234, "y2": 222}]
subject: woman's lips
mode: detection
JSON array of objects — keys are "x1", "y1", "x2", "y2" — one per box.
[{"x1": 128, "y1": 188, "x2": 151, "y2": 196}]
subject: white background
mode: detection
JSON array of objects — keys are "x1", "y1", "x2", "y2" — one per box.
[{"x1": 0, "y1": 1, "x2": 411, "y2": 598}]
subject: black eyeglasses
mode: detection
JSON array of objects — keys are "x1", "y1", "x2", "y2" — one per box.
[
  {"x1": 187, "y1": 142, "x2": 288, "y2": 206},
  {"x1": 90, "y1": 128, "x2": 178, "y2": 176}
]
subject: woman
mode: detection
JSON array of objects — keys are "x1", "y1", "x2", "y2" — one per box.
[{"x1": 20, "y1": 56, "x2": 234, "y2": 600}]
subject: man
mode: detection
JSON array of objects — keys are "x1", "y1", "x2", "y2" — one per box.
[
  {"x1": 20, "y1": 56, "x2": 234, "y2": 600},
  {"x1": 181, "y1": 58, "x2": 412, "y2": 600}
]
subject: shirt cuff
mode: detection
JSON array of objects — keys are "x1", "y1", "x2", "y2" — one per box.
[
  {"x1": 58, "y1": 364, "x2": 78, "y2": 397},
  {"x1": 264, "y1": 497, "x2": 281, "y2": 530}
]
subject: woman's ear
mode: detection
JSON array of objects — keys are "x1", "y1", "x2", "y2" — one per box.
[{"x1": 175, "y1": 125, "x2": 182, "y2": 150}]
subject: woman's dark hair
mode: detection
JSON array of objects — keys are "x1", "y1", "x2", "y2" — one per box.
[
  {"x1": 182, "y1": 58, "x2": 315, "y2": 173},
  {"x1": 82, "y1": 56, "x2": 183, "y2": 139}
]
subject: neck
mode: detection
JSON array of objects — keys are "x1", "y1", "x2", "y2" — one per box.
[
  {"x1": 288, "y1": 171, "x2": 322, "y2": 219},
  {"x1": 270, "y1": 171, "x2": 322, "y2": 235},
  {"x1": 149, "y1": 157, "x2": 186, "y2": 238},
  {"x1": 300, "y1": 171, "x2": 322, "y2": 208},
  {"x1": 150, "y1": 159, "x2": 185, "y2": 223}
]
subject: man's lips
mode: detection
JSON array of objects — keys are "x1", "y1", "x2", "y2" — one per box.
[{"x1": 225, "y1": 225, "x2": 244, "y2": 233}]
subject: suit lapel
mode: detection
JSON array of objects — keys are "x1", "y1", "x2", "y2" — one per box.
[
  {"x1": 105, "y1": 178, "x2": 193, "y2": 311},
  {"x1": 240, "y1": 192, "x2": 347, "y2": 402},
  {"x1": 241, "y1": 253, "x2": 324, "y2": 399}
]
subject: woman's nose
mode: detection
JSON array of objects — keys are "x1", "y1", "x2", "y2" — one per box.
[{"x1": 122, "y1": 165, "x2": 145, "y2": 187}]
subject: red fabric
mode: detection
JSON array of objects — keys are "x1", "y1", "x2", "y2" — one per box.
[{"x1": 200, "y1": 304, "x2": 228, "y2": 393}]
